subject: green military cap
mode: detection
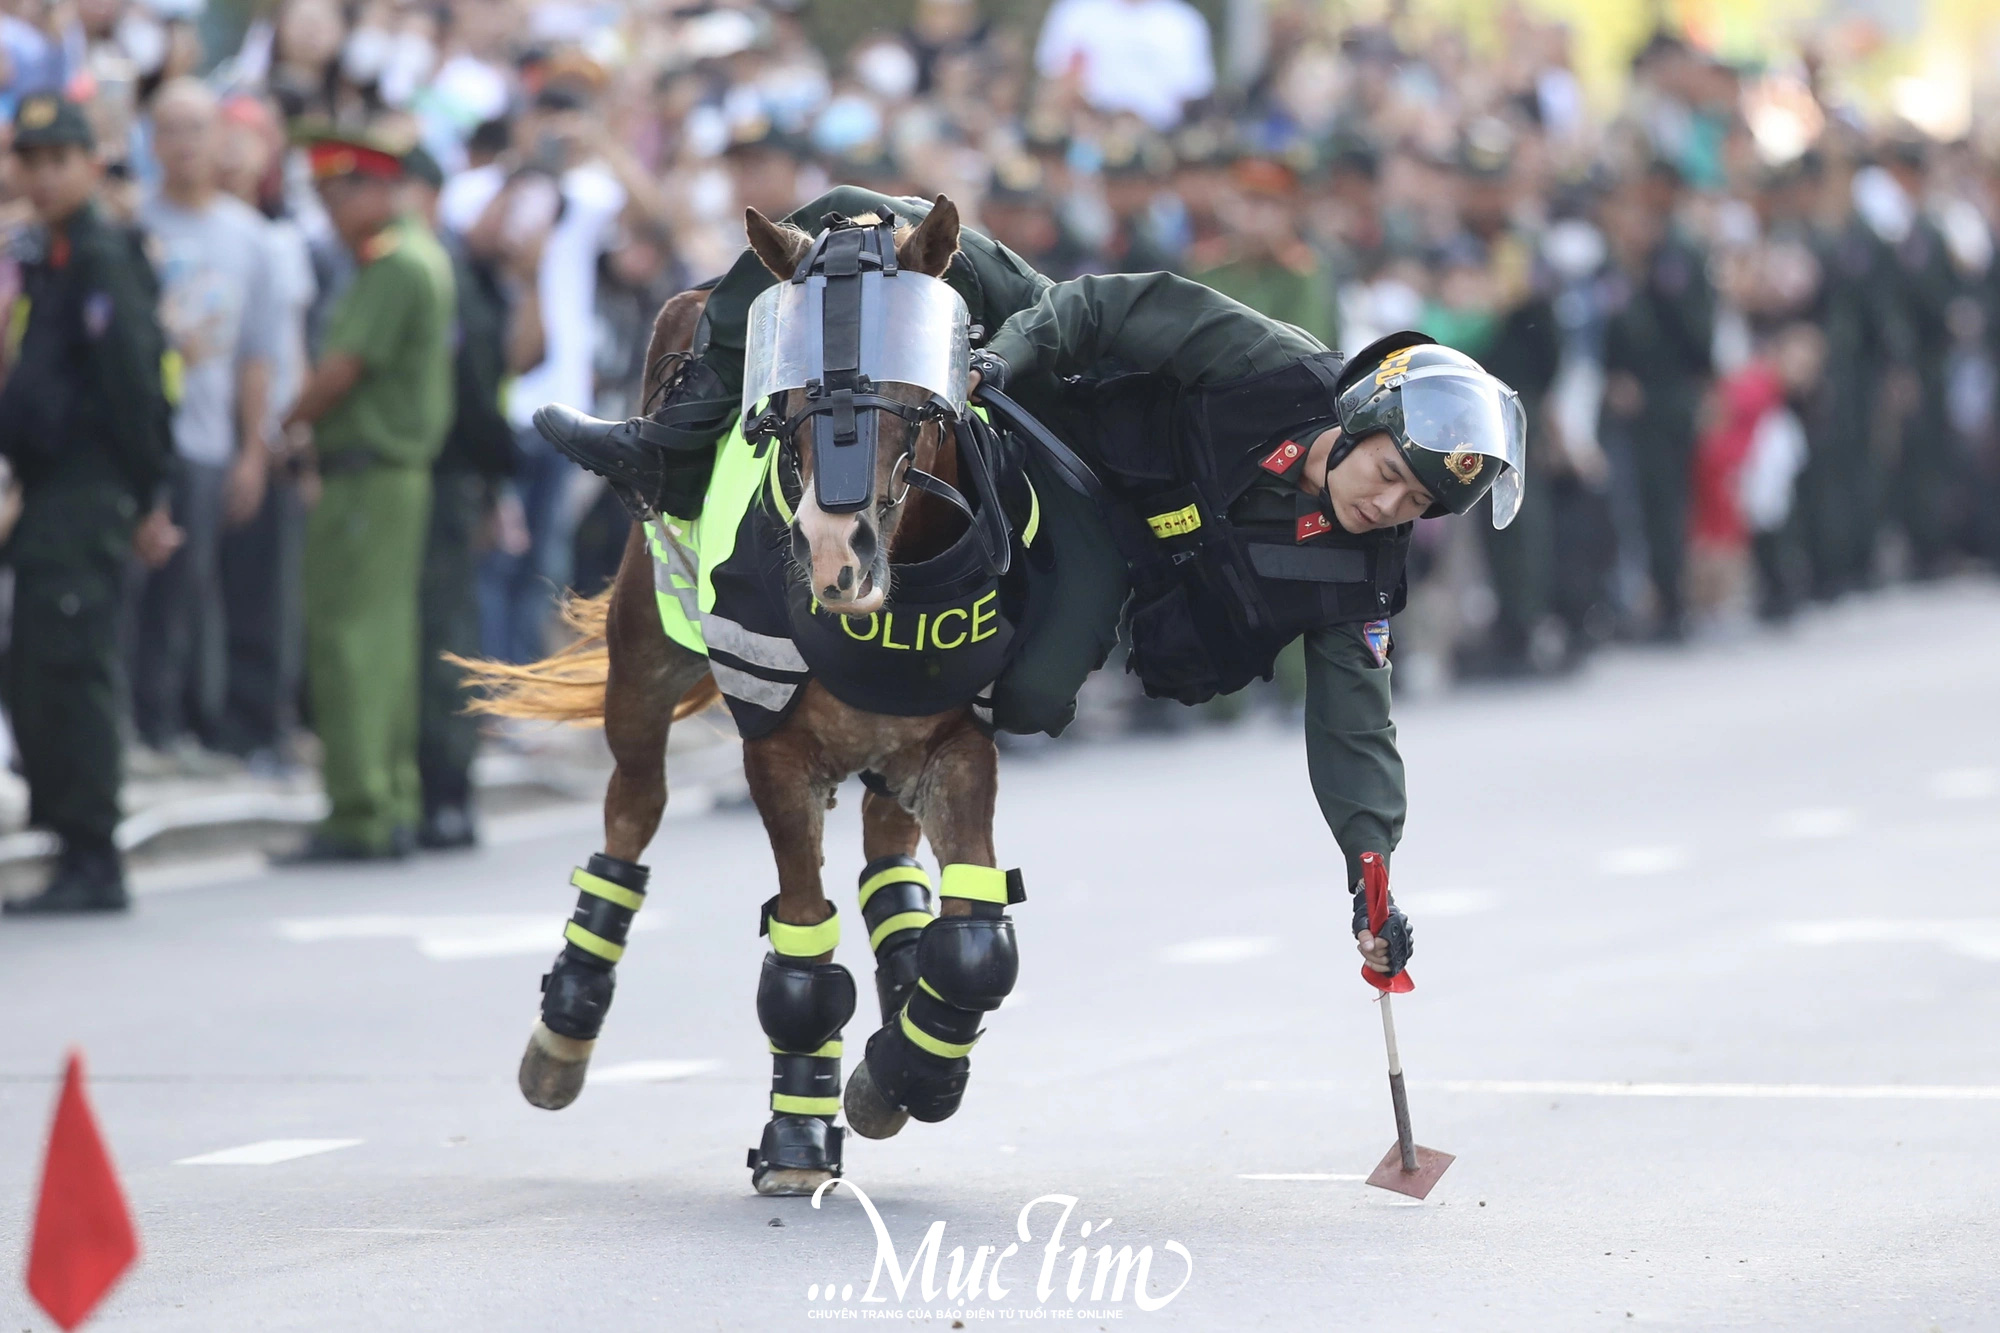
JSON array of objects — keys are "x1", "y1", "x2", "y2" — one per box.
[
  {"x1": 1101, "y1": 126, "x2": 1175, "y2": 180},
  {"x1": 11, "y1": 95, "x2": 95, "y2": 152},
  {"x1": 1455, "y1": 116, "x2": 1513, "y2": 180},
  {"x1": 1172, "y1": 119, "x2": 1239, "y2": 169},
  {"x1": 986, "y1": 153, "x2": 1047, "y2": 205},
  {"x1": 1022, "y1": 109, "x2": 1071, "y2": 158},
  {"x1": 291, "y1": 120, "x2": 409, "y2": 182},
  {"x1": 723, "y1": 113, "x2": 806, "y2": 159}
]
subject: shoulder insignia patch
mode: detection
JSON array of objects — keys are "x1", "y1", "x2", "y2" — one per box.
[
  {"x1": 1363, "y1": 618, "x2": 1391, "y2": 667},
  {"x1": 82, "y1": 291, "x2": 113, "y2": 339},
  {"x1": 1444, "y1": 450, "x2": 1483, "y2": 482},
  {"x1": 362, "y1": 228, "x2": 402, "y2": 263},
  {"x1": 1296, "y1": 511, "x2": 1332, "y2": 542},
  {"x1": 1259, "y1": 439, "x2": 1305, "y2": 475}
]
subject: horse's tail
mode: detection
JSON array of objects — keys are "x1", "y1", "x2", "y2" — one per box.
[{"x1": 448, "y1": 588, "x2": 720, "y2": 726}]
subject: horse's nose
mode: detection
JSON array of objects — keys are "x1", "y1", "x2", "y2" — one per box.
[{"x1": 848, "y1": 516, "x2": 878, "y2": 567}]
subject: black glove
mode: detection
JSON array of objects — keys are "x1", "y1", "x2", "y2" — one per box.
[
  {"x1": 1351, "y1": 881, "x2": 1415, "y2": 977},
  {"x1": 969, "y1": 348, "x2": 1009, "y2": 393}
]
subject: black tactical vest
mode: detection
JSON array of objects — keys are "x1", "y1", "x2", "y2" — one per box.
[
  {"x1": 704, "y1": 454, "x2": 1050, "y2": 739},
  {"x1": 1072, "y1": 353, "x2": 1411, "y2": 704}
]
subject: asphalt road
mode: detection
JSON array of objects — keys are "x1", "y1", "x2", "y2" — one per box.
[{"x1": 3, "y1": 581, "x2": 1999, "y2": 1332}]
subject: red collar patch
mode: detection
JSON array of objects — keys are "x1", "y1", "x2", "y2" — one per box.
[
  {"x1": 1296, "y1": 511, "x2": 1332, "y2": 542},
  {"x1": 1259, "y1": 439, "x2": 1305, "y2": 476}
]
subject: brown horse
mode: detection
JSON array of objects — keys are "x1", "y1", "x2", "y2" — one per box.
[{"x1": 462, "y1": 199, "x2": 1020, "y2": 1195}]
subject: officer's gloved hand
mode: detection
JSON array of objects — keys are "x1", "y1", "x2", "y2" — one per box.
[
  {"x1": 1351, "y1": 881, "x2": 1414, "y2": 978},
  {"x1": 967, "y1": 349, "x2": 1009, "y2": 397}
]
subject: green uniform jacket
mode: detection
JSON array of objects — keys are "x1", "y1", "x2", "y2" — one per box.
[
  {"x1": 987, "y1": 272, "x2": 1406, "y2": 881},
  {"x1": 1195, "y1": 252, "x2": 1340, "y2": 351},
  {"x1": 316, "y1": 216, "x2": 455, "y2": 469}
]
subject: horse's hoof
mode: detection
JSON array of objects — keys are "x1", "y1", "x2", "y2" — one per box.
[
  {"x1": 754, "y1": 1166, "x2": 836, "y2": 1197},
  {"x1": 842, "y1": 1057, "x2": 909, "y2": 1140},
  {"x1": 518, "y1": 1021, "x2": 594, "y2": 1109}
]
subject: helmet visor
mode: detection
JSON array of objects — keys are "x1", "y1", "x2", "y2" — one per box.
[
  {"x1": 1399, "y1": 365, "x2": 1527, "y2": 528},
  {"x1": 742, "y1": 269, "x2": 971, "y2": 420}
]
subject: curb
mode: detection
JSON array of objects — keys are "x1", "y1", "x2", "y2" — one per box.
[{"x1": 0, "y1": 732, "x2": 748, "y2": 877}]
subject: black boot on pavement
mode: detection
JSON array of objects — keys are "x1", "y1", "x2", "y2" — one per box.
[
  {"x1": 270, "y1": 830, "x2": 411, "y2": 867},
  {"x1": 4, "y1": 839, "x2": 129, "y2": 915},
  {"x1": 418, "y1": 804, "x2": 478, "y2": 851}
]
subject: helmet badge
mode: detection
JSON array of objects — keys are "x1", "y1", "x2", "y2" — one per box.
[{"x1": 1444, "y1": 451, "x2": 1484, "y2": 482}]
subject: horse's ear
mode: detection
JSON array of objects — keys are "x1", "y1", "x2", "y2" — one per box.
[
  {"x1": 896, "y1": 196, "x2": 960, "y2": 278},
  {"x1": 746, "y1": 208, "x2": 814, "y2": 280}
]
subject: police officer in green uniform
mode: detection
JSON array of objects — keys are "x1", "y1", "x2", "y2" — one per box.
[
  {"x1": 552, "y1": 210, "x2": 1524, "y2": 976},
  {"x1": 275, "y1": 130, "x2": 455, "y2": 863},
  {"x1": 1194, "y1": 154, "x2": 1339, "y2": 350},
  {"x1": 970, "y1": 278, "x2": 1522, "y2": 920},
  {"x1": 2, "y1": 96, "x2": 175, "y2": 915}
]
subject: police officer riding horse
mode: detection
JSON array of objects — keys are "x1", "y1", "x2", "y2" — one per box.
[{"x1": 468, "y1": 187, "x2": 1526, "y2": 1197}]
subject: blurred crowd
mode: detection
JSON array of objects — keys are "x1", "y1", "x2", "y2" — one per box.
[{"x1": 4, "y1": 0, "x2": 2000, "y2": 837}]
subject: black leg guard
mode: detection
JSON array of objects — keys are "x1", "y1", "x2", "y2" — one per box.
[
  {"x1": 748, "y1": 897, "x2": 856, "y2": 1192},
  {"x1": 860, "y1": 865, "x2": 1022, "y2": 1125},
  {"x1": 858, "y1": 855, "x2": 936, "y2": 1025},
  {"x1": 539, "y1": 855, "x2": 649, "y2": 1041}
]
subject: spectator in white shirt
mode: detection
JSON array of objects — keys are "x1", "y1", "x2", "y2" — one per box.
[{"x1": 1034, "y1": 0, "x2": 1214, "y2": 131}]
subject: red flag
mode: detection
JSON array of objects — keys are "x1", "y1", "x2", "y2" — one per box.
[
  {"x1": 1358, "y1": 851, "x2": 1414, "y2": 994},
  {"x1": 25, "y1": 1051, "x2": 138, "y2": 1331}
]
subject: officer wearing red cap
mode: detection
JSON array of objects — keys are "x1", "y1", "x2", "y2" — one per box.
[{"x1": 275, "y1": 128, "x2": 456, "y2": 863}]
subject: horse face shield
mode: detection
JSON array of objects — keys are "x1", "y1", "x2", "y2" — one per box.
[{"x1": 742, "y1": 227, "x2": 971, "y2": 516}]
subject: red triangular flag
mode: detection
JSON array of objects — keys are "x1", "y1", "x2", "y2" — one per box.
[{"x1": 25, "y1": 1051, "x2": 138, "y2": 1331}]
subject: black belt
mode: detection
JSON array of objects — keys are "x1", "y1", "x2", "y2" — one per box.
[{"x1": 317, "y1": 450, "x2": 382, "y2": 476}]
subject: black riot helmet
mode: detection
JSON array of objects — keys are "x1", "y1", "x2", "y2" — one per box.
[{"x1": 1333, "y1": 332, "x2": 1527, "y2": 528}]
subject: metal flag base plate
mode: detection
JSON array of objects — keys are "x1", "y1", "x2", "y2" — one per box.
[{"x1": 1365, "y1": 1142, "x2": 1456, "y2": 1199}]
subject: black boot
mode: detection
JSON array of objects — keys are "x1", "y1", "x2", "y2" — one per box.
[
  {"x1": 4, "y1": 839, "x2": 129, "y2": 915},
  {"x1": 532, "y1": 357, "x2": 735, "y2": 520}
]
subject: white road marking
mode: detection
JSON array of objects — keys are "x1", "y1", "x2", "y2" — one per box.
[
  {"x1": 1227, "y1": 1079, "x2": 2000, "y2": 1101},
  {"x1": 1159, "y1": 935, "x2": 1280, "y2": 965},
  {"x1": 1236, "y1": 1173, "x2": 1367, "y2": 1182},
  {"x1": 590, "y1": 1059, "x2": 722, "y2": 1084},
  {"x1": 302, "y1": 1228, "x2": 454, "y2": 1235},
  {"x1": 274, "y1": 913, "x2": 664, "y2": 960},
  {"x1": 1432, "y1": 1080, "x2": 2000, "y2": 1101},
  {"x1": 1930, "y1": 767, "x2": 1998, "y2": 801},
  {"x1": 1597, "y1": 845, "x2": 1688, "y2": 876},
  {"x1": 177, "y1": 1138, "x2": 363, "y2": 1166},
  {"x1": 1769, "y1": 807, "x2": 1855, "y2": 840},
  {"x1": 1394, "y1": 889, "x2": 1498, "y2": 917},
  {"x1": 1777, "y1": 918, "x2": 2000, "y2": 961}
]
